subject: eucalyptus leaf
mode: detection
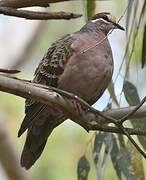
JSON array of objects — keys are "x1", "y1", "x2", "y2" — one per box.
[
  {"x1": 123, "y1": 80, "x2": 146, "y2": 149},
  {"x1": 141, "y1": 0, "x2": 146, "y2": 16},
  {"x1": 108, "y1": 80, "x2": 119, "y2": 107},
  {"x1": 110, "y1": 135, "x2": 121, "y2": 180},
  {"x1": 102, "y1": 133, "x2": 113, "y2": 169},
  {"x1": 77, "y1": 155, "x2": 90, "y2": 180},
  {"x1": 126, "y1": 0, "x2": 134, "y2": 34},
  {"x1": 117, "y1": 148, "x2": 137, "y2": 180},
  {"x1": 93, "y1": 132, "x2": 106, "y2": 164},
  {"x1": 141, "y1": 23, "x2": 146, "y2": 68},
  {"x1": 123, "y1": 80, "x2": 140, "y2": 106},
  {"x1": 93, "y1": 133, "x2": 113, "y2": 180},
  {"x1": 127, "y1": 141, "x2": 145, "y2": 180}
]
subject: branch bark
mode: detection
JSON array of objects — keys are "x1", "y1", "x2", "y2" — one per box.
[
  {"x1": 0, "y1": 0, "x2": 71, "y2": 8},
  {"x1": 0, "y1": 74, "x2": 146, "y2": 136},
  {"x1": 0, "y1": 7, "x2": 82, "y2": 20}
]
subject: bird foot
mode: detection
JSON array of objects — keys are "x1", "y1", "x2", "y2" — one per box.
[{"x1": 71, "y1": 100, "x2": 83, "y2": 114}]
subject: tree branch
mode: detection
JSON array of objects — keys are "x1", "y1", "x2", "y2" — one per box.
[
  {"x1": 0, "y1": 7, "x2": 82, "y2": 20},
  {"x1": 0, "y1": 74, "x2": 146, "y2": 137},
  {"x1": 0, "y1": 68, "x2": 20, "y2": 74},
  {"x1": 0, "y1": 0, "x2": 71, "y2": 8}
]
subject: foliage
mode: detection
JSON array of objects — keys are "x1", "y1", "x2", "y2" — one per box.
[
  {"x1": 0, "y1": 0, "x2": 146, "y2": 179},
  {"x1": 77, "y1": 0, "x2": 146, "y2": 180},
  {"x1": 77, "y1": 155, "x2": 90, "y2": 180}
]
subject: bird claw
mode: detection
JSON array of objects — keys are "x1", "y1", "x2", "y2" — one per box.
[{"x1": 71, "y1": 100, "x2": 83, "y2": 114}]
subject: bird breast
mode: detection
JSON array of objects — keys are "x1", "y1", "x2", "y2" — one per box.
[{"x1": 58, "y1": 32, "x2": 113, "y2": 103}]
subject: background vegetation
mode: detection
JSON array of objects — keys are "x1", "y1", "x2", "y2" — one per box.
[{"x1": 0, "y1": 0, "x2": 145, "y2": 180}]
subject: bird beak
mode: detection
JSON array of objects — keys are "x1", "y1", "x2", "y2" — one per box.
[{"x1": 114, "y1": 23, "x2": 125, "y2": 31}]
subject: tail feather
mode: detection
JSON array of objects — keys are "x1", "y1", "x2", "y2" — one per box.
[
  {"x1": 21, "y1": 139, "x2": 47, "y2": 169},
  {"x1": 19, "y1": 104, "x2": 66, "y2": 169},
  {"x1": 18, "y1": 104, "x2": 47, "y2": 137},
  {"x1": 21, "y1": 121, "x2": 51, "y2": 169}
]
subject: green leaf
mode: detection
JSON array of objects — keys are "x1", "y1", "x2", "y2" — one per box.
[
  {"x1": 123, "y1": 80, "x2": 140, "y2": 106},
  {"x1": 123, "y1": 80, "x2": 146, "y2": 149},
  {"x1": 127, "y1": 141, "x2": 145, "y2": 180},
  {"x1": 102, "y1": 133, "x2": 113, "y2": 167},
  {"x1": 93, "y1": 132, "x2": 106, "y2": 164},
  {"x1": 117, "y1": 148, "x2": 137, "y2": 180},
  {"x1": 93, "y1": 133, "x2": 113, "y2": 180},
  {"x1": 86, "y1": 0, "x2": 96, "y2": 20},
  {"x1": 141, "y1": 23, "x2": 146, "y2": 68},
  {"x1": 77, "y1": 156, "x2": 90, "y2": 180},
  {"x1": 110, "y1": 135, "x2": 121, "y2": 180},
  {"x1": 108, "y1": 80, "x2": 119, "y2": 107},
  {"x1": 126, "y1": 0, "x2": 134, "y2": 34}
]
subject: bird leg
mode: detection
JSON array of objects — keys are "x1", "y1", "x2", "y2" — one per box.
[{"x1": 71, "y1": 99, "x2": 84, "y2": 115}]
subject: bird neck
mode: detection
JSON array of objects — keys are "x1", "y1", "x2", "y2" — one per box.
[{"x1": 80, "y1": 21, "x2": 106, "y2": 34}]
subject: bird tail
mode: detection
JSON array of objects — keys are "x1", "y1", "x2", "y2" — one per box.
[{"x1": 19, "y1": 104, "x2": 65, "y2": 169}]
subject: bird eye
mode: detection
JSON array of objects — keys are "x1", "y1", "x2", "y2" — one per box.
[{"x1": 102, "y1": 15, "x2": 110, "y2": 22}]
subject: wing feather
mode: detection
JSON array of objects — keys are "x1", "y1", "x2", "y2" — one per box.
[{"x1": 18, "y1": 34, "x2": 74, "y2": 136}]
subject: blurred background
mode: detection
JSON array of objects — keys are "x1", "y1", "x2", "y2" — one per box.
[{"x1": 0, "y1": 0, "x2": 145, "y2": 179}]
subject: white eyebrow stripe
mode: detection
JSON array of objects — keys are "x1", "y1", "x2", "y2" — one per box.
[{"x1": 91, "y1": 18, "x2": 110, "y2": 24}]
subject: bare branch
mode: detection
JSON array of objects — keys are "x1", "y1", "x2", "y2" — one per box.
[
  {"x1": 0, "y1": 0, "x2": 71, "y2": 8},
  {"x1": 93, "y1": 125, "x2": 146, "y2": 136},
  {"x1": 119, "y1": 97, "x2": 146, "y2": 123},
  {"x1": 0, "y1": 74, "x2": 146, "y2": 137},
  {"x1": 0, "y1": 68, "x2": 20, "y2": 74},
  {"x1": 0, "y1": 7, "x2": 82, "y2": 20},
  {"x1": 103, "y1": 105, "x2": 146, "y2": 122}
]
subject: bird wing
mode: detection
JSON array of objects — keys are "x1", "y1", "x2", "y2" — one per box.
[
  {"x1": 18, "y1": 34, "x2": 76, "y2": 169},
  {"x1": 18, "y1": 34, "x2": 74, "y2": 137}
]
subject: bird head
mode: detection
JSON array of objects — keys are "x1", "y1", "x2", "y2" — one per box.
[{"x1": 90, "y1": 12, "x2": 124, "y2": 34}]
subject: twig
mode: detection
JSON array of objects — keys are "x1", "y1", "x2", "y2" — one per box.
[
  {"x1": 114, "y1": 97, "x2": 146, "y2": 159},
  {"x1": 94, "y1": 125, "x2": 146, "y2": 136},
  {"x1": 0, "y1": 68, "x2": 20, "y2": 74},
  {"x1": 0, "y1": 0, "x2": 71, "y2": 8},
  {"x1": 116, "y1": 123, "x2": 146, "y2": 159},
  {"x1": 0, "y1": 7, "x2": 82, "y2": 20},
  {"x1": 105, "y1": 105, "x2": 146, "y2": 122},
  {"x1": 119, "y1": 96, "x2": 146, "y2": 123}
]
